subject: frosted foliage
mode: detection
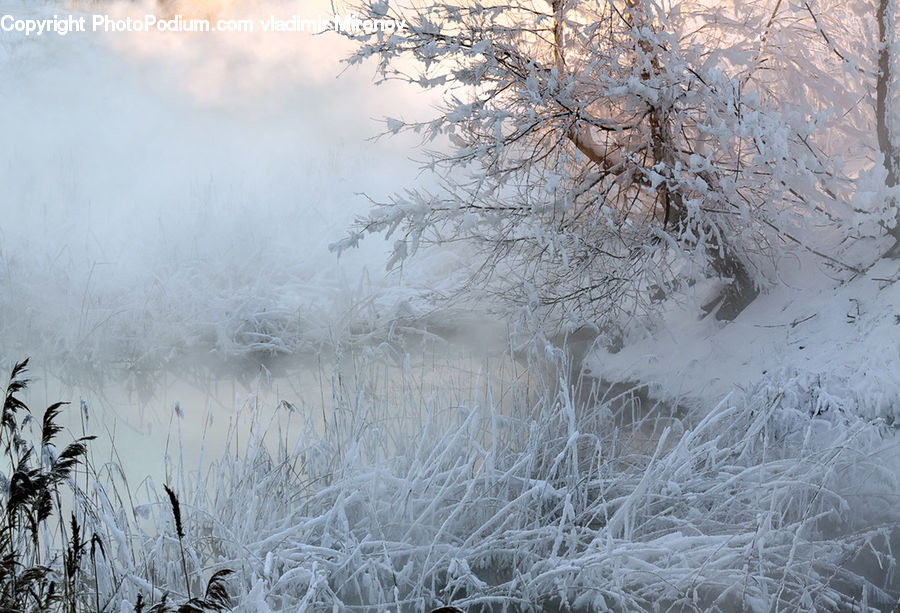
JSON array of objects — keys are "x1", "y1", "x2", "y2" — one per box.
[
  {"x1": 334, "y1": 0, "x2": 893, "y2": 326},
  {"x1": 90, "y1": 357, "x2": 898, "y2": 613}
]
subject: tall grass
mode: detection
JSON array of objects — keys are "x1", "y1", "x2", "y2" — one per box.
[
  {"x1": 0, "y1": 357, "x2": 96, "y2": 612},
  {"x1": 0, "y1": 359, "x2": 236, "y2": 613},
  {"x1": 6, "y1": 337, "x2": 900, "y2": 612},
  {"x1": 109, "y1": 340, "x2": 899, "y2": 613}
]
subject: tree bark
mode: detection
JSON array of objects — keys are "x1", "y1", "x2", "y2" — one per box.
[
  {"x1": 876, "y1": 0, "x2": 900, "y2": 247},
  {"x1": 704, "y1": 247, "x2": 758, "y2": 321}
]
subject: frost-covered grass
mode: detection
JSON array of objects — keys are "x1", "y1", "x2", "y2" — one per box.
[
  {"x1": 0, "y1": 359, "x2": 236, "y2": 613},
  {"x1": 69, "y1": 340, "x2": 900, "y2": 613}
]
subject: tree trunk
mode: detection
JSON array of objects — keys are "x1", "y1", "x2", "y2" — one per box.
[
  {"x1": 703, "y1": 247, "x2": 758, "y2": 321},
  {"x1": 560, "y1": 0, "x2": 758, "y2": 318},
  {"x1": 876, "y1": 0, "x2": 900, "y2": 248},
  {"x1": 629, "y1": 0, "x2": 757, "y2": 319}
]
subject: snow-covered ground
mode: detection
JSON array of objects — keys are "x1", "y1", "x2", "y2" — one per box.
[{"x1": 589, "y1": 248, "x2": 900, "y2": 421}]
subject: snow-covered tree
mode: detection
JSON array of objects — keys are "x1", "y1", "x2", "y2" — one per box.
[{"x1": 333, "y1": 0, "x2": 856, "y2": 327}]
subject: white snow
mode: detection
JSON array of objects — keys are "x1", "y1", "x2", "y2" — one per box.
[{"x1": 588, "y1": 249, "x2": 900, "y2": 420}]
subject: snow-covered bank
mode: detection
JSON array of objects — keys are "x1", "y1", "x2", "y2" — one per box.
[{"x1": 588, "y1": 248, "x2": 900, "y2": 422}]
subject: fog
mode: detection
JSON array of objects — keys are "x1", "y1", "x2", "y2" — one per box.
[
  {"x1": 0, "y1": 2, "x2": 443, "y2": 358},
  {"x1": 0, "y1": 0, "x2": 465, "y2": 478}
]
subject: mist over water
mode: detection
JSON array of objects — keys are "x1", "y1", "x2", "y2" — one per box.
[
  {"x1": 1, "y1": 0, "x2": 424, "y2": 361},
  {"x1": 0, "y1": 0, "x2": 471, "y2": 476}
]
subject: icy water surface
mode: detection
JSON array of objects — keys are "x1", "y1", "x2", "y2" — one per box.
[
  {"x1": 0, "y1": 0, "x2": 458, "y2": 487},
  {"x1": 17, "y1": 334, "x2": 537, "y2": 486}
]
